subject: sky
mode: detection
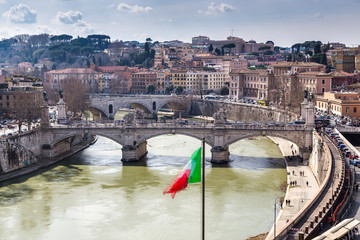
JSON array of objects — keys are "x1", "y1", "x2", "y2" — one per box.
[{"x1": 0, "y1": 0, "x2": 359, "y2": 47}]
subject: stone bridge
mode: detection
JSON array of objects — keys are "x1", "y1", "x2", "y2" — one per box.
[
  {"x1": 89, "y1": 94, "x2": 173, "y2": 120},
  {"x1": 88, "y1": 94, "x2": 299, "y2": 123},
  {"x1": 44, "y1": 122, "x2": 314, "y2": 163}
]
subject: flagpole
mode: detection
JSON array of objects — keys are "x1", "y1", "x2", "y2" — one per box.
[{"x1": 202, "y1": 138, "x2": 205, "y2": 240}]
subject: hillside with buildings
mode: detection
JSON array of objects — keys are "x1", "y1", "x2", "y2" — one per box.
[{"x1": 1, "y1": 33, "x2": 360, "y2": 121}]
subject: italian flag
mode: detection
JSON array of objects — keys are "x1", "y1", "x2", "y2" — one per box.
[{"x1": 163, "y1": 147, "x2": 202, "y2": 198}]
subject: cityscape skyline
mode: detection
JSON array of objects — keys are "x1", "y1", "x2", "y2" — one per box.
[{"x1": 0, "y1": 0, "x2": 359, "y2": 47}]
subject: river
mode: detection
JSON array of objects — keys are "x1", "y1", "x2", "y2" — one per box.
[{"x1": 0, "y1": 135, "x2": 286, "y2": 240}]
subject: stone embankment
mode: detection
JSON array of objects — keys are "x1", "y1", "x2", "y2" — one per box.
[
  {"x1": 0, "y1": 137, "x2": 96, "y2": 182},
  {"x1": 190, "y1": 100, "x2": 298, "y2": 123}
]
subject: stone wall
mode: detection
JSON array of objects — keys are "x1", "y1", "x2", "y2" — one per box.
[
  {"x1": 309, "y1": 132, "x2": 330, "y2": 185},
  {"x1": 190, "y1": 100, "x2": 298, "y2": 123},
  {"x1": 0, "y1": 140, "x2": 38, "y2": 173}
]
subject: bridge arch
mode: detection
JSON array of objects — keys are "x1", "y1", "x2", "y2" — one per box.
[
  {"x1": 137, "y1": 131, "x2": 213, "y2": 147},
  {"x1": 113, "y1": 101, "x2": 152, "y2": 115},
  {"x1": 88, "y1": 106, "x2": 108, "y2": 119},
  {"x1": 224, "y1": 132, "x2": 302, "y2": 149},
  {"x1": 51, "y1": 131, "x2": 124, "y2": 147}
]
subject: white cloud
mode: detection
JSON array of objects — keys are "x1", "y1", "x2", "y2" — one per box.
[
  {"x1": 56, "y1": 10, "x2": 83, "y2": 24},
  {"x1": 3, "y1": 4, "x2": 37, "y2": 24},
  {"x1": 75, "y1": 20, "x2": 95, "y2": 34},
  {"x1": 313, "y1": 12, "x2": 324, "y2": 19},
  {"x1": 36, "y1": 25, "x2": 59, "y2": 34},
  {"x1": 117, "y1": 3, "x2": 152, "y2": 13},
  {"x1": 0, "y1": 26, "x2": 27, "y2": 38},
  {"x1": 198, "y1": 2, "x2": 235, "y2": 15}
]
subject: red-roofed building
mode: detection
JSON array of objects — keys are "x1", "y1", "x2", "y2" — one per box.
[{"x1": 329, "y1": 70, "x2": 356, "y2": 91}]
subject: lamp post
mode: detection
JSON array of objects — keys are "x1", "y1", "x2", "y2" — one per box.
[{"x1": 274, "y1": 196, "x2": 282, "y2": 240}]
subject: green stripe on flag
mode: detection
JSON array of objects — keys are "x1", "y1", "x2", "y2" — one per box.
[{"x1": 188, "y1": 147, "x2": 202, "y2": 183}]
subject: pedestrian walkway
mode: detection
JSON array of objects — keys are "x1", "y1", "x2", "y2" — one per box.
[{"x1": 266, "y1": 137, "x2": 320, "y2": 240}]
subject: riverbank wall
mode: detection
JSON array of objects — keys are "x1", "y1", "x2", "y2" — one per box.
[
  {"x1": 190, "y1": 100, "x2": 298, "y2": 123},
  {"x1": 0, "y1": 130, "x2": 95, "y2": 179}
]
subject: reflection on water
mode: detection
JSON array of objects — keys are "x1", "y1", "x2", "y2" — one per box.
[{"x1": 0, "y1": 135, "x2": 286, "y2": 240}]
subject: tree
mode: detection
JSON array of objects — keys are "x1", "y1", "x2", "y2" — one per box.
[
  {"x1": 110, "y1": 72, "x2": 130, "y2": 94},
  {"x1": 175, "y1": 86, "x2": 184, "y2": 94},
  {"x1": 264, "y1": 50, "x2": 273, "y2": 55},
  {"x1": 214, "y1": 48, "x2": 221, "y2": 56},
  {"x1": 165, "y1": 85, "x2": 174, "y2": 94},
  {"x1": 220, "y1": 86, "x2": 229, "y2": 96},
  {"x1": 305, "y1": 50, "x2": 313, "y2": 56},
  {"x1": 13, "y1": 91, "x2": 44, "y2": 131},
  {"x1": 146, "y1": 38, "x2": 152, "y2": 42},
  {"x1": 310, "y1": 53, "x2": 322, "y2": 63},
  {"x1": 87, "y1": 34, "x2": 110, "y2": 50},
  {"x1": 146, "y1": 84, "x2": 155, "y2": 94},
  {"x1": 62, "y1": 78, "x2": 90, "y2": 119},
  {"x1": 266, "y1": 40, "x2": 274, "y2": 45},
  {"x1": 208, "y1": 44, "x2": 214, "y2": 53},
  {"x1": 221, "y1": 43, "x2": 236, "y2": 55},
  {"x1": 314, "y1": 44, "x2": 321, "y2": 55},
  {"x1": 258, "y1": 46, "x2": 271, "y2": 51},
  {"x1": 320, "y1": 53, "x2": 327, "y2": 66},
  {"x1": 167, "y1": 96, "x2": 191, "y2": 113},
  {"x1": 291, "y1": 43, "x2": 302, "y2": 53}
]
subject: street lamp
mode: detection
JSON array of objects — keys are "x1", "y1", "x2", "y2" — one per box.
[{"x1": 274, "y1": 196, "x2": 282, "y2": 240}]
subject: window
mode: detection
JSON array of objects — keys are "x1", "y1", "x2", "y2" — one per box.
[
  {"x1": 322, "y1": 79, "x2": 325, "y2": 84},
  {"x1": 354, "y1": 107, "x2": 357, "y2": 113},
  {"x1": 346, "y1": 107, "x2": 350, "y2": 113},
  {"x1": 322, "y1": 88, "x2": 325, "y2": 93}
]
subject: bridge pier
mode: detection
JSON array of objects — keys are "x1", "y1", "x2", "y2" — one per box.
[
  {"x1": 211, "y1": 146, "x2": 229, "y2": 163},
  {"x1": 121, "y1": 141, "x2": 148, "y2": 162}
]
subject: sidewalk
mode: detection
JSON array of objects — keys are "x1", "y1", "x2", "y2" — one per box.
[{"x1": 266, "y1": 137, "x2": 320, "y2": 239}]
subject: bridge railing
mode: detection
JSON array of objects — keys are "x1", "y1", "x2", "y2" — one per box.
[{"x1": 49, "y1": 122, "x2": 307, "y2": 131}]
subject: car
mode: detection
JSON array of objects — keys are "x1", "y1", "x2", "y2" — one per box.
[
  {"x1": 339, "y1": 144, "x2": 346, "y2": 149},
  {"x1": 344, "y1": 150, "x2": 351, "y2": 157},
  {"x1": 178, "y1": 120, "x2": 188, "y2": 125},
  {"x1": 7, "y1": 124, "x2": 15, "y2": 129},
  {"x1": 346, "y1": 122, "x2": 354, "y2": 126}
]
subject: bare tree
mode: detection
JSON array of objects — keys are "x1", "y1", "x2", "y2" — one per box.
[
  {"x1": 13, "y1": 91, "x2": 44, "y2": 130},
  {"x1": 167, "y1": 96, "x2": 192, "y2": 113},
  {"x1": 110, "y1": 72, "x2": 130, "y2": 94},
  {"x1": 62, "y1": 78, "x2": 90, "y2": 120}
]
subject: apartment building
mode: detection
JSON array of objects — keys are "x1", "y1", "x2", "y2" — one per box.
[
  {"x1": 316, "y1": 92, "x2": 360, "y2": 118},
  {"x1": 187, "y1": 71, "x2": 226, "y2": 93},
  {"x1": 44, "y1": 68, "x2": 100, "y2": 92},
  {"x1": 130, "y1": 71, "x2": 157, "y2": 93},
  {"x1": 229, "y1": 69, "x2": 274, "y2": 101},
  {"x1": 169, "y1": 70, "x2": 187, "y2": 89}
]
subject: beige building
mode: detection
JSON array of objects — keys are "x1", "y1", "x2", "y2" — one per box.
[
  {"x1": 316, "y1": 92, "x2": 360, "y2": 118},
  {"x1": 229, "y1": 69, "x2": 274, "y2": 101},
  {"x1": 44, "y1": 68, "x2": 100, "y2": 92},
  {"x1": 187, "y1": 71, "x2": 226, "y2": 93}
]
